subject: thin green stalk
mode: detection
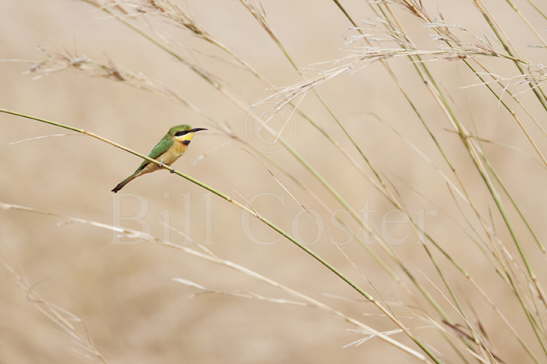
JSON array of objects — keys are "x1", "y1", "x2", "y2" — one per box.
[
  {"x1": 484, "y1": 158, "x2": 545, "y2": 253},
  {"x1": 526, "y1": 0, "x2": 546, "y2": 19}
]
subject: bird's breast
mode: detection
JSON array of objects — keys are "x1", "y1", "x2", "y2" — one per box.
[{"x1": 159, "y1": 141, "x2": 187, "y2": 165}]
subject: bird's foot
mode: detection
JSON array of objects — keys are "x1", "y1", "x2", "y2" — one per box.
[{"x1": 160, "y1": 162, "x2": 175, "y2": 174}]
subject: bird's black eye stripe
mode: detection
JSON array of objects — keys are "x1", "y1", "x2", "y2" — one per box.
[{"x1": 175, "y1": 130, "x2": 188, "y2": 136}]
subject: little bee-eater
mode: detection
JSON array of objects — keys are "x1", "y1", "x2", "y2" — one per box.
[{"x1": 111, "y1": 125, "x2": 207, "y2": 193}]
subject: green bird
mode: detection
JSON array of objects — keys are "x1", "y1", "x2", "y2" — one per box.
[{"x1": 111, "y1": 125, "x2": 207, "y2": 193}]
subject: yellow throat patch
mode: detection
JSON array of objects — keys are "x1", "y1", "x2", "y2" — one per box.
[{"x1": 175, "y1": 132, "x2": 195, "y2": 145}]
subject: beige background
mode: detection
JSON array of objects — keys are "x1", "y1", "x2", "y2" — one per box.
[{"x1": 0, "y1": 0, "x2": 545, "y2": 363}]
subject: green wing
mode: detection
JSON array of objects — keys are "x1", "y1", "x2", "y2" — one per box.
[{"x1": 134, "y1": 137, "x2": 173, "y2": 173}]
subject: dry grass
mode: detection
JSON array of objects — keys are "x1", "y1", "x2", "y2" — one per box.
[{"x1": 0, "y1": 0, "x2": 545, "y2": 363}]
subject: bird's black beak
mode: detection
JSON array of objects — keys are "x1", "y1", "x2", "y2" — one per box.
[{"x1": 190, "y1": 128, "x2": 207, "y2": 133}]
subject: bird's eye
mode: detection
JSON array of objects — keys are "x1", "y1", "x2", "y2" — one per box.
[{"x1": 175, "y1": 130, "x2": 188, "y2": 136}]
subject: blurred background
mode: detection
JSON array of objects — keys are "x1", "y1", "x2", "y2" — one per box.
[{"x1": 0, "y1": 0, "x2": 545, "y2": 363}]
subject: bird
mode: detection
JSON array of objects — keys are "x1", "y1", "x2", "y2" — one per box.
[{"x1": 111, "y1": 124, "x2": 207, "y2": 193}]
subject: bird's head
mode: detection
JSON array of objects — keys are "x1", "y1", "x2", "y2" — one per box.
[{"x1": 168, "y1": 124, "x2": 207, "y2": 145}]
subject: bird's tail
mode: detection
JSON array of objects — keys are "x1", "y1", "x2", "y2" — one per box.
[{"x1": 111, "y1": 173, "x2": 138, "y2": 193}]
